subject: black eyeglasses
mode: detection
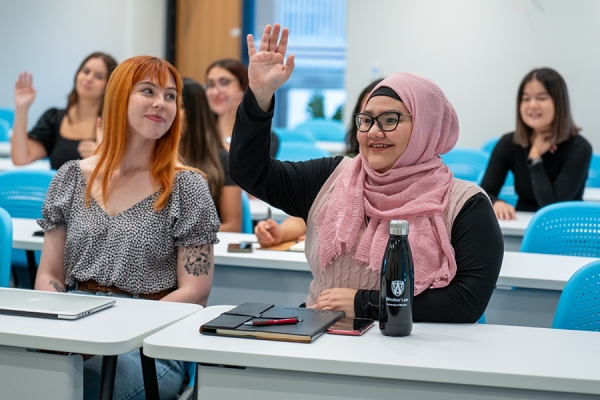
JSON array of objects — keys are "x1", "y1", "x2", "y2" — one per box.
[{"x1": 354, "y1": 112, "x2": 412, "y2": 132}]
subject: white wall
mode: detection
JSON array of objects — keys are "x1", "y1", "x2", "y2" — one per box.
[
  {"x1": 0, "y1": 0, "x2": 166, "y2": 128},
  {"x1": 346, "y1": 0, "x2": 600, "y2": 151}
]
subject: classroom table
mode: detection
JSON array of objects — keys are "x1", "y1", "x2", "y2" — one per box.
[
  {"x1": 13, "y1": 221, "x2": 598, "y2": 328},
  {"x1": 143, "y1": 305, "x2": 600, "y2": 400},
  {"x1": 249, "y1": 198, "x2": 289, "y2": 221},
  {"x1": 0, "y1": 142, "x2": 10, "y2": 157},
  {"x1": 0, "y1": 157, "x2": 50, "y2": 171},
  {"x1": 495, "y1": 211, "x2": 533, "y2": 251},
  {"x1": 0, "y1": 288, "x2": 201, "y2": 400},
  {"x1": 583, "y1": 187, "x2": 600, "y2": 202}
]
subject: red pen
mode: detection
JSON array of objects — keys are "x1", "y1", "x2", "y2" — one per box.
[{"x1": 243, "y1": 318, "x2": 302, "y2": 326}]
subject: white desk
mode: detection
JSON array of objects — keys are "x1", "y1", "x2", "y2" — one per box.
[
  {"x1": 0, "y1": 288, "x2": 201, "y2": 400},
  {"x1": 14, "y1": 225, "x2": 598, "y2": 328},
  {"x1": 315, "y1": 140, "x2": 345, "y2": 155},
  {"x1": 144, "y1": 305, "x2": 600, "y2": 400},
  {"x1": 0, "y1": 157, "x2": 50, "y2": 171},
  {"x1": 496, "y1": 211, "x2": 533, "y2": 251},
  {"x1": 0, "y1": 142, "x2": 10, "y2": 157},
  {"x1": 248, "y1": 199, "x2": 289, "y2": 221},
  {"x1": 583, "y1": 187, "x2": 600, "y2": 202}
]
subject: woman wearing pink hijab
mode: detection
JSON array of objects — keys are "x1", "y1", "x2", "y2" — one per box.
[{"x1": 230, "y1": 24, "x2": 503, "y2": 323}]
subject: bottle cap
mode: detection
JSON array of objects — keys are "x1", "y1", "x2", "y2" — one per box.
[{"x1": 389, "y1": 220, "x2": 409, "y2": 236}]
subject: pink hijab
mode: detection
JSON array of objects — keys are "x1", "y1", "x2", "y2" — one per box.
[{"x1": 316, "y1": 72, "x2": 459, "y2": 295}]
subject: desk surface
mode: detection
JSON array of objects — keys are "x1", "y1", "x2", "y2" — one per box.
[
  {"x1": 0, "y1": 157, "x2": 50, "y2": 171},
  {"x1": 144, "y1": 305, "x2": 600, "y2": 397},
  {"x1": 0, "y1": 142, "x2": 10, "y2": 157},
  {"x1": 13, "y1": 225, "x2": 598, "y2": 292},
  {"x1": 0, "y1": 288, "x2": 201, "y2": 355},
  {"x1": 249, "y1": 199, "x2": 289, "y2": 221},
  {"x1": 496, "y1": 211, "x2": 533, "y2": 236}
]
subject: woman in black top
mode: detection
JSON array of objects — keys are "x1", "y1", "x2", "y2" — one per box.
[
  {"x1": 180, "y1": 77, "x2": 243, "y2": 232},
  {"x1": 480, "y1": 68, "x2": 592, "y2": 220},
  {"x1": 11, "y1": 52, "x2": 117, "y2": 170}
]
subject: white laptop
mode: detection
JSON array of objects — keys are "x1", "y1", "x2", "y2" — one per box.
[{"x1": 0, "y1": 287, "x2": 115, "y2": 320}]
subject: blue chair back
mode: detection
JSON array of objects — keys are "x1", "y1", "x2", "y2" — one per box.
[
  {"x1": 241, "y1": 191, "x2": 253, "y2": 234},
  {"x1": 0, "y1": 170, "x2": 56, "y2": 218},
  {"x1": 520, "y1": 202, "x2": 600, "y2": 257},
  {"x1": 0, "y1": 108, "x2": 14, "y2": 129},
  {"x1": 441, "y1": 148, "x2": 489, "y2": 183},
  {"x1": 552, "y1": 259, "x2": 600, "y2": 331},
  {"x1": 292, "y1": 119, "x2": 345, "y2": 142},
  {"x1": 586, "y1": 153, "x2": 600, "y2": 188},
  {"x1": 0, "y1": 207, "x2": 12, "y2": 287},
  {"x1": 481, "y1": 137, "x2": 499, "y2": 154},
  {"x1": 0, "y1": 170, "x2": 55, "y2": 280},
  {"x1": 0, "y1": 120, "x2": 10, "y2": 142},
  {"x1": 272, "y1": 127, "x2": 316, "y2": 144},
  {"x1": 276, "y1": 141, "x2": 330, "y2": 162},
  {"x1": 498, "y1": 171, "x2": 518, "y2": 207}
]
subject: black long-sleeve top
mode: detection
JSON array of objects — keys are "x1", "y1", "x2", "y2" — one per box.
[
  {"x1": 230, "y1": 90, "x2": 504, "y2": 323},
  {"x1": 480, "y1": 132, "x2": 592, "y2": 212}
]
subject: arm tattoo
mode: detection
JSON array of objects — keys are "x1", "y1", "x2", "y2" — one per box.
[
  {"x1": 50, "y1": 280, "x2": 66, "y2": 292},
  {"x1": 182, "y1": 244, "x2": 211, "y2": 276}
]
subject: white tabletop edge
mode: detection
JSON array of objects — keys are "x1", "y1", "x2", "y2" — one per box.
[{"x1": 143, "y1": 307, "x2": 600, "y2": 396}]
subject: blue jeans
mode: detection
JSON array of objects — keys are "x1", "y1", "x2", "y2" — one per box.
[{"x1": 70, "y1": 290, "x2": 185, "y2": 400}]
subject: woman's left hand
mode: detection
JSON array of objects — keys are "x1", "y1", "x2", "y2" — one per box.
[{"x1": 309, "y1": 288, "x2": 357, "y2": 318}]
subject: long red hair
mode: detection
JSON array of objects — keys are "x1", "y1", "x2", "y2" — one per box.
[{"x1": 86, "y1": 56, "x2": 190, "y2": 211}]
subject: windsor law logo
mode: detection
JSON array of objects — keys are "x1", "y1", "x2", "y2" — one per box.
[{"x1": 391, "y1": 280, "x2": 405, "y2": 297}]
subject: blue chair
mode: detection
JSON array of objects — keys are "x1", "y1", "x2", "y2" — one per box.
[
  {"x1": 520, "y1": 202, "x2": 600, "y2": 257},
  {"x1": 276, "y1": 141, "x2": 330, "y2": 162},
  {"x1": 0, "y1": 207, "x2": 12, "y2": 288},
  {"x1": 0, "y1": 108, "x2": 14, "y2": 129},
  {"x1": 498, "y1": 171, "x2": 518, "y2": 207},
  {"x1": 441, "y1": 148, "x2": 489, "y2": 183},
  {"x1": 0, "y1": 170, "x2": 56, "y2": 286},
  {"x1": 292, "y1": 119, "x2": 345, "y2": 142},
  {"x1": 586, "y1": 153, "x2": 600, "y2": 188},
  {"x1": 552, "y1": 259, "x2": 600, "y2": 331},
  {"x1": 0, "y1": 120, "x2": 10, "y2": 142},
  {"x1": 272, "y1": 127, "x2": 316, "y2": 144},
  {"x1": 481, "y1": 137, "x2": 499, "y2": 154},
  {"x1": 241, "y1": 191, "x2": 253, "y2": 234}
]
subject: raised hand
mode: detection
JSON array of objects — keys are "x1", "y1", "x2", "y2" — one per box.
[
  {"x1": 247, "y1": 24, "x2": 295, "y2": 111},
  {"x1": 14, "y1": 72, "x2": 36, "y2": 109}
]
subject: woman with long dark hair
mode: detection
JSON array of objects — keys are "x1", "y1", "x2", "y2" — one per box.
[{"x1": 180, "y1": 77, "x2": 242, "y2": 231}]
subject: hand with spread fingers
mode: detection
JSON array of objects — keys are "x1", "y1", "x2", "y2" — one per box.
[
  {"x1": 247, "y1": 23, "x2": 295, "y2": 111},
  {"x1": 309, "y1": 288, "x2": 357, "y2": 319}
]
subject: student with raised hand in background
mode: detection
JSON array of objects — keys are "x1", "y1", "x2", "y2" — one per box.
[
  {"x1": 180, "y1": 77, "x2": 243, "y2": 232},
  {"x1": 254, "y1": 78, "x2": 383, "y2": 247},
  {"x1": 480, "y1": 67, "x2": 592, "y2": 220},
  {"x1": 205, "y1": 58, "x2": 279, "y2": 157},
  {"x1": 34, "y1": 56, "x2": 220, "y2": 400},
  {"x1": 11, "y1": 52, "x2": 118, "y2": 170},
  {"x1": 230, "y1": 24, "x2": 503, "y2": 323}
]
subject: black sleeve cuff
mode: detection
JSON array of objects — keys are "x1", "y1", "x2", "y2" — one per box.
[{"x1": 354, "y1": 290, "x2": 380, "y2": 320}]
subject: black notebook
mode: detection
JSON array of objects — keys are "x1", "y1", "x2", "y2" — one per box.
[{"x1": 200, "y1": 303, "x2": 345, "y2": 343}]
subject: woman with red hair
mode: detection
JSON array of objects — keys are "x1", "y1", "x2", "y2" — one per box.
[{"x1": 35, "y1": 56, "x2": 220, "y2": 400}]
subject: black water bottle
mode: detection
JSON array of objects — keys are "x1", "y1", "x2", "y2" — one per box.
[{"x1": 380, "y1": 220, "x2": 414, "y2": 336}]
